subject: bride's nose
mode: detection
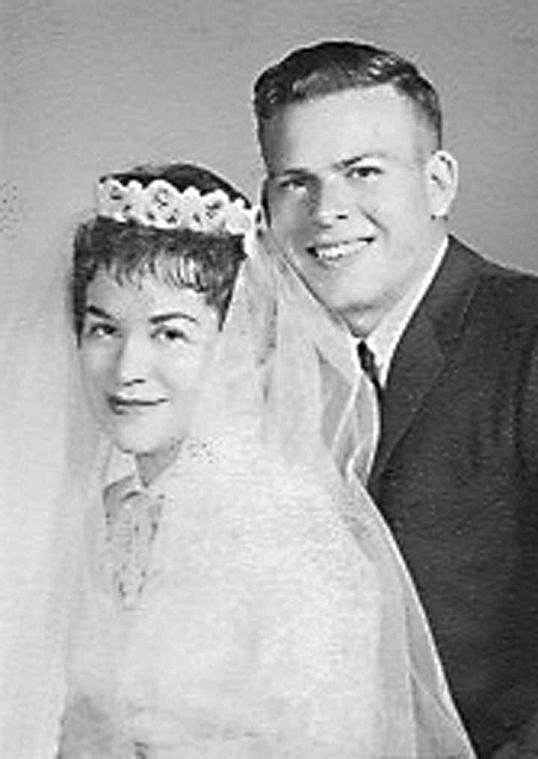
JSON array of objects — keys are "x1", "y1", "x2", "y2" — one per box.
[{"x1": 115, "y1": 333, "x2": 151, "y2": 386}]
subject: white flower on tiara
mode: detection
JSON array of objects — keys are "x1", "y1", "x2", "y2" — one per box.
[
  {"x1": 144, "y1": 179, "x2": 183, "y2": 227},
  {"x1": 177, "y1": 186, "x2": 207, "y2": 232},
  {"x1": 95, "y1": 177, "x2": 254, "y2": 237}
]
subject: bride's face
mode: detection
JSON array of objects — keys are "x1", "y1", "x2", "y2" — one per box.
[{"x1": 79, "y1": 269, "x2": 220, "y2": 457}]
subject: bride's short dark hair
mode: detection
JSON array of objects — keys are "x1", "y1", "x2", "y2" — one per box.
[{"x1": 71, "y1": 163, "x2": 250, "y2": 339}]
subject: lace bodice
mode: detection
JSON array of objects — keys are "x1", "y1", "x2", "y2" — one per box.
[{"x1": 103, "y1": 481, "x2": 164, "y2": 609}]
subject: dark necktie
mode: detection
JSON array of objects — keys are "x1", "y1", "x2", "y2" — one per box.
[
  {"x1": 357, "y1": 341, "x2": 383, "y2": 403},
  {"x1": 343, "y1": 341, "x2": 382, "y2": 484}
]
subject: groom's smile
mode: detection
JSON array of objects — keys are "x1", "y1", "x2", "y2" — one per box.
[{"x1": 306, "y1": 235, "x2": 376, "y2": 265}]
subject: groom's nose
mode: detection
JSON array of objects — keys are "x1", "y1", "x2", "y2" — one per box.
[{"x1": 312, "y1": 176, "x2": 351, "y2": 228}]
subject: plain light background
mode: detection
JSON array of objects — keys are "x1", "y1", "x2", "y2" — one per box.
[{"x1": 1, "y1": 0, "x2": 537, "y2": 313}]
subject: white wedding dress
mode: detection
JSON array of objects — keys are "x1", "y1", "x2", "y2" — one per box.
[{"x1": 59, "y1": 428, "x2": 384, "y2": 758}]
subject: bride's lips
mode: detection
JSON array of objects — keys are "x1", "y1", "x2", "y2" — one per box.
[
  {"x1": 108, "y1": 395, "x2": 167, "y2": 414},
  {"x1": 306, "y1": 236, "x2": 375, "y2": 264}
]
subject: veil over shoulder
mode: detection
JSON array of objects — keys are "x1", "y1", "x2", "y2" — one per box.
[
  {"x1": 0, "y1": 221, "x2": 475, "y2": 757},
  {"x1": 0, "y1": 260, "x2": 104, "y2": 756}
]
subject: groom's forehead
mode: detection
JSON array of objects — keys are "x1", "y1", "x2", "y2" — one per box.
[{"x1": 259, "y1": 85, "x2": 426, "y2": 171}]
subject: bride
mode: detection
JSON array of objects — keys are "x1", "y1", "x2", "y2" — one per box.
[{"x1": 0, "y1": 162, "x2": 474, "y2": 757}]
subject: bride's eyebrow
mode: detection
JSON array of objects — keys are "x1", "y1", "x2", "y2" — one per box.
[
  {"x1": 149, "y1": 312, "x2": 199, "y2": 326},
  {"x1": 85, "y1": 304, "x2": 116, "y2": 320}
]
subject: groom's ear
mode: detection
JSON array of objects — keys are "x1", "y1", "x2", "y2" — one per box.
[{"x1": 426, "y1": 149, "x2": 458, "y2": 219}]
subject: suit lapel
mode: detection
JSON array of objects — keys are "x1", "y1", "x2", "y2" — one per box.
[
  {"x1": 368, "y1": 237, "x2": 484, "y2": 490},
  {"x1": 369, "y1": 308, "x2": 443, "y2": 486}
]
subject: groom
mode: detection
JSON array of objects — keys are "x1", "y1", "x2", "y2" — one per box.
[{"x1": 253, "y1": 41, "x2": 538, "y2": 757}]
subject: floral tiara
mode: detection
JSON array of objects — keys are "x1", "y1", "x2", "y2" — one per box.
[{"x1": 95, "y1": 177, "x2": 255, "y2": 236}]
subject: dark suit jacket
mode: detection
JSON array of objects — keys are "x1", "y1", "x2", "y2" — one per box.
[{"x1": 367, "y1": 236, "x2": 538, "y2": 756}]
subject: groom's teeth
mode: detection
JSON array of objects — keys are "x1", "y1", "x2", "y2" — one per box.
[{"x1": 313, "y1": 238, "x2": 372, "y2": 261}]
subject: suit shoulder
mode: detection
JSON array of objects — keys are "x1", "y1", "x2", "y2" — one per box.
[{"x1": 461, "y1": 246, "x2": 538, "y2": 327}]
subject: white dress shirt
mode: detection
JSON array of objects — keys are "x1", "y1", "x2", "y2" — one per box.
[{"x1": 355, "y1": 237, "x2": 449, "y2": 388}]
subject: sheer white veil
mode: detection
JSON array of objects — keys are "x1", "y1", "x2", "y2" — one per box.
[
  {"x1": 0, "y1": 246, "x2": 105, "y2": 756},
  {"x1": 0, "y1": 215, "x2": 475, "y2": 757}
]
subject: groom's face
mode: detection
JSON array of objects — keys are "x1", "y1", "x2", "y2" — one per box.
[{"x1": 261, "y1": 84, "x2": 450, "y2": 335}]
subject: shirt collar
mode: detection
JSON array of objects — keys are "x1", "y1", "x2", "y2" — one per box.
[{"x1": 355, "y1": 237, "x2": 448, "y2": 387}]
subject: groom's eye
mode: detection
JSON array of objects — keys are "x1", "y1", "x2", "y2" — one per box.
[
  {"x1": 274, "y1": 174, "x2": 310, "y2": 194},
  {"x1": 279, "y1": 179, "x2": 304, "y2": 191},
  {"x1": 346, "y1": 165, "x2": 383, "y2": 181}
]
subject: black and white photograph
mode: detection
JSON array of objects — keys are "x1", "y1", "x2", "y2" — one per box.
[{"x1": 1, "y1": 2, "x2": 537, "y2": 757}]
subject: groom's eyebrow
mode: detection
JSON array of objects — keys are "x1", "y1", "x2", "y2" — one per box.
[
  {"x1": 269, "y1": 152, "x2": 392, "y2": 178},
  {"x1": 267, "y1": 167, "x2": 313, "y2": 182},
  {"x1": 149, "y1": 312, "x2": 199, "y2": 325},
  {"x1": 335, "y1": 151, "x2": 392, "y2": 169}
]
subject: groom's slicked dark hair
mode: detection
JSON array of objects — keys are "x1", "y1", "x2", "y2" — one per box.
[{"x1": 253, "y1": 40, "x2": 443, "y2": 149}]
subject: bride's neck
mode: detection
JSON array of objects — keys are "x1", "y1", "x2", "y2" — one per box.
[{"x1": 136, "y1": 439, "x2": 183, "y2": 487}]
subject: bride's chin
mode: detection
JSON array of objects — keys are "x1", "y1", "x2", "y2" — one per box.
[{"x1": 103, "y1": 418, "x2": 170, "y2": 453}]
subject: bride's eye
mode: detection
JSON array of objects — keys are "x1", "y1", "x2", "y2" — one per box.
[{"x1": 85, "y1": 322, "x2": 119, "y2": 339}]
